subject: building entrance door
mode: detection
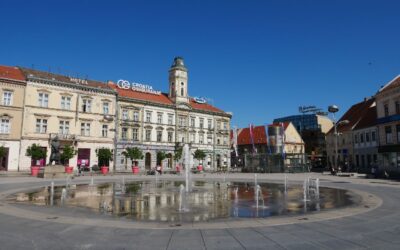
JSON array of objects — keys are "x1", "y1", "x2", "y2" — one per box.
[
  {"x1": 0, "y1": 147, "x2": 9, "y2": 171},
  {"x1": 145, "y1": 152, "x2": 151, "y2": 170},
  {"x1": 78, "y1": 148, "x2": 91, "y2": 170}
]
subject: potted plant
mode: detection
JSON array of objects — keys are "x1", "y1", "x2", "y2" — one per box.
[
  {"x1": 174, "y1": 143, "x2": 183, "y2": 173},
  {"x1": 156, "y1": 151, "x2": 167, "y2": 174},
  {"x1": 96, "y1": 148, "x2": 113, "y2": 175},
  {"x1": 0, "y1": 146, "x2": 6, "y2": 171},
  {"x1": 122, "y1": 147, "x2": 143, "y2": 174},
  {"x1": 193, "y1": 149, "x2": 206, "y2": 172},
  {"x1": 60, "y1": 145, "x2": 76, "y2": 174},
  {"x1": 26, "y1": 144, "x2": 46, "y2": 176}
]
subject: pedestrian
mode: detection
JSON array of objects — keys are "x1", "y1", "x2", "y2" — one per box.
[{"x1": 156, "y1": 165, "x2": 162, "y2": 175}]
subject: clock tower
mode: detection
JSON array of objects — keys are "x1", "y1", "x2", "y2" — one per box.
[{"x1": 169, "y1": 57, "x2": 189, "y2": 104}]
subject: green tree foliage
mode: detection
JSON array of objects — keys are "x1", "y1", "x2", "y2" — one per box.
[{"x1": 122, "y1": 147, "x2": 144, "y2": 166}]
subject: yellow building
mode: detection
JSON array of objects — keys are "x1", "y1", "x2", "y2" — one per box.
[
  {"x1": 0, "y1": 66, "x2": 26, "y2": 171},
  {"x1": 18, "y1": 68, "x2": 117, "y2": 171}
]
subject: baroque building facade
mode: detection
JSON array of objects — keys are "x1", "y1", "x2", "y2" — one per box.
[
  {"x1": 18, "y1": 68, "x2": 116, "y2": 171},
  {"x1": 112, "y1": 57, "x2": 232, "y2": 172}
]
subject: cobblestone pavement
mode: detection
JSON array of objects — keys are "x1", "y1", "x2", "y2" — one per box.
[{"x1": 0, "y1": 173, "x2": 399, "y2": 249}]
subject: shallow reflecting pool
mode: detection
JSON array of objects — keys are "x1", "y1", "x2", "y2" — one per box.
[{"x1": 9, "y1": 180, "x2": 358, "y2": 222}]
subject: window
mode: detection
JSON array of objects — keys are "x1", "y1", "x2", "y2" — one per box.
[
  {"x1": 146, "y1": 112, "x2": 152, "y2": 123},
  {"x1": 122, "y1": 110, "x2": 128, "y2": 120},
  {"x1": 384, "y1": 104, "x2": 389, "y2": 117},
  {"x1": 157, "y1": 113, "x2": 163, "y2": 124},
  {"x1": 103, "y1": 102, "x2": 109, "y2": 114},
  {"x1": 133, "y1": 111, "x2": 139, "y2": 122},
  {"x1": 38, "y1": 93, "x2": 49, "y2": 108},
  {"x1": 190, "y1": 117, "x2": 195, "y2": 127},
  {"x1": 80, "y1": 123, "x2": 90, "y2": 136},
  {"x1": 199, "y1": 118, "x2": 204, "y2": 129},
  {"x1": 59, "y1": 120, "x2": 70, "y2": 135},
  {"x1": 102, "y1": 124, "x2": 108, "y2": 137},
  {"x1": 82, "y1": 99, "x2": 91, "y2": 113},
  {"x1": 2, "y1": 91, "x2": 12, "y2": 106},
  {"x1": 217, "y1": 137, "x2": 221, "y2": 145},
  {"x1": 360, "y1": 133, "x2": 364, "y2": 143},
  {"x1": 199, "y1": 133, "x2": 204, "y2": 144},
  {"x1": 61, "y1": 96, "x2": 71, "y2": 110},
  {"x1": 217, "y1": 121, "x2": 221, "y2": 130},
  {"x1": 224, "y1": 122, "x2": 228, "y2": 130},
  {"x1": 181, "y1": 82, "x2": 184, "y2": 96},
  {"x1": 208, "y1": 119, "x2": 212, "y2": 129},
  {"x1": 396, "y1": 101, "x2": 400, "y2": 115},
  {"x1": 190, "y1": 133, "x2": 195, "y2": 143},
  {"x1": 385, "y1": 126, "x2": 392, "y2": 144},
  {"x1": 366, "y1": 132, "x2": 370, "y2": 142},
  {"x1": 145, "y1": 129, "x2": 151, "y2": 141},
  {"x1": 168, "y1": 131, "x2": 173, "y2": 142},
  {"x1": 121, "y1": 127, "x2": 128, "y2": 140},
  {"x1": 397, "y1": 125, "x2": 400, "y2": 143},
  {"x1": 354, "y1": 134, "x2": 358, "y2": 143},
  {"x1": 372, "y1": 131, "x2": 376, "y2": 142},
  {"x1": 179, "y1": 116, "x2": 186, "y2": 126},
  {"x1": 168, "y1": 114, "x2": 173, "y2": 125},
  {"x1": 207, "y1": 135, "x2": 212, "y2": 145},
  {"x1": 0, "y1": 118, "x2": 10, "y2": 133},
  {"x1": 157, "y1": 130, "x2": 162, "y2": 142},
  {"x1": 132, "y1": 128, "x2": 138, "y2": 141},
  {"x1": 223, "y1": 137, "x2": 228, "y2": 145},
  {"x1": 36, "y1": 119, "x2": 47, "y2": 133}
]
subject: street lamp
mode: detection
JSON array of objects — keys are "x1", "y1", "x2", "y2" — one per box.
[{"x1": 328, "y1": 105, "x2": 349, "y2": 173}]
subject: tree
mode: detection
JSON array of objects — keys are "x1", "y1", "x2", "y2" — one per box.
[
  {"x1": 0, "y1": 146, "x2": 6, "y2": 169},
  {"x1": 193, "y1": 149, "x2": 206, "y2": 165},
  {"x1": 122, "y1": 147, "x2": 143, "y2": 166},
  {"x1": 174, "y1": 143, "x2": 183, "y2": 162},
  {"x1": 26, "y1": 144, "x2": 46, "y2": 166},
  {"x1": 156, "y1": 151, "x2": 167, "y2": 166},
  {"x1": 96, "y1": 148, "x2": 113, "y2": 167},
  {"x1": 60, "y1": 145, "x2": 77, "y2": 166}
]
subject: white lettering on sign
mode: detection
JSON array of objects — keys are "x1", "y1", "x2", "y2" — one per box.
[
  {"x1": 70, "y1": 77, "x2": 88, "y2": 85},
  {"x1": 117, "y1": 79, "x2": 161, "y2": 95}
]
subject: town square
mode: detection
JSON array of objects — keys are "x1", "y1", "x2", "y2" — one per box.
[{"x1": 1, "y1": 1, "x2": 400, "y2": 249}]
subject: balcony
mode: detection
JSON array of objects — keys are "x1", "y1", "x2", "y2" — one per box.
[{"x1": 49, "y1": 133, "x2": 76, "y2": 141}]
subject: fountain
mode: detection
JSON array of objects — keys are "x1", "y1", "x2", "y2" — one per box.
[
  {"x1": 183, "y1": 144, "x2": 191, "y2": 192},
  {"x1": 284, "y1": 174, "x2": 288, "y2": 193},
  {"x1": 178, "y1": 184, "x2": 188, "y2": 212},
  {"x1": 303, "y1": 178, "x2": 310, "y2": 202},
  {"x1": 90, "y1": 176, "x2": 94, "y2": 186},
  {"x1": 254, "y1": 173, "x2": 257, "y2": 187},
  {"x1": 254, "y1": 185, "x2": 266, "y2": 211},
  {"x1": 61, "y1": 188, "x2": 67, "y2": 205}
]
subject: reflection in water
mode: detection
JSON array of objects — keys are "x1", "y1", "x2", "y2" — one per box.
[{"x1": 9, "y1": 181, "x2": 355, "y2": 222}]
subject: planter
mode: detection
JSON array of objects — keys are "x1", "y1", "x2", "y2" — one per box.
[
  {"x1": 65, "y1": 166, "x2": 74, "y2": 174},
  {"x1": 197, "y1": 165, "x2": 203, "y2": 172},
  {"x1": 132, "y1": 166, "x2": 140, "y2": 174},
  {"x1": 176, "y1": 165, "x2": 181, "y2": 173},
  {"x1": 101, "y1": 166, "x2": 109, "y2": 175},
  {"x1": 31, "y1": 166, "x2": 40, "y2": 177}
]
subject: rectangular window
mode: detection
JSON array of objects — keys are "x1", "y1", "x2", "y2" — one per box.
[
  {"x1": 168, "y1": 131, "x2": 173, "y2": 142},
  {"x1": 157, "y1": 130, "x2": 162, "y2": 142},
  {"x1": 190, "y1": 133, "x2": 195, "y2": 143},
  {"x1": 38, "y1": 93, "x2": 49, "y2": 108},
  {"x1": 217, "y1": 121, "x2": 221, "y2": 130},
  {"x1": 0, "y1": 118, "x2": 10, "y2": 133},
  {"x1": 36, "y1": 119, "x2": 47, "y2": 133},
  {"x1": 190, "y1": 117, "x2": 195, "y2": 128},
  {"x1": 224, "y1": 122, "x2": 228, "y2": 130},
  {"x1": 168, "y1": 114, "x2": 173, "y2": 125},
  {"x1": 157, "y1": 113, "x2": 163, "y2": 124},
  {"x1": 396, "y1": 101, "x2": 400, "y2": 115},
  {"x1": 384, "y1": 104, "x2": 389, "y2": 117},
  {"x1": 397, "y1": 125, "x2": 400, "y2": 143},
  {"x1": 121, "y1": 127, "x2": 128, "y2": 140},
  {"x1": 179, "y1": 116, "x2": 186, "y2": 126},
  {"x1": 122, "y1": 110, "x2": 128, "y2": 120},
  {"x1": 385, "y1": 126, "x2": 392, "y2": 144},
  {"x1": 223, "y1": 137, "x2": 227, "y2": 145},
  {"x1": 82, "y1": 99, "x2": 91, "y2": 113},
  {"x1": 103, "y1": 102, "x2": 109, "y2": 114},
  {"x1": 354, "y1": 134, "x2": 358, "y2": 143},
  {"x1": 372, "y1": 131, "x2": 376, "y2": 142},
  {"x1": 199, "y1": 118, "x2": 204, "y2": 129},
  {"x1": 80, "y1": 123, "x2": 90, "y2": 136},
  {"x1": 199, "y1": 133, "x2": 204, "y2": 144},
  {"x1": 366, "y1": 132, "x2": 370, "y2": 142},
  {"x1": 59, "y1": 120, "x2": 70, "y2": 135},
  {"x1": 146, "y1": 112, "x2": 152, "y2": 123},
  {"x1": 2, "y1": 91, "x2": 12, "y2": 106},
  {"x1": 132, "y1": 128, "x2": 138, "y2": 141},
  {"x1": 208, "y1": 119, "x2": 212, "y2": 129},
  {"x1": 102, "y1": 124, "x2": 108, "y2": 137},
  {"x1": 133, "y1": 111, "x2": 139, "y2": 122},
  {"x1": 217, "y1": 137, "x2": 221, "y2": 145},
  {"x1": 61, "y1": 96, "x2": 71, "y2": 110},
  {"x1": 207, "y1": 135, "x2": 212, "y2": 145},
  {"x1": 145, "y1": 129, "x2": 151, "y2": 141},
  {"x1": 360, "y1": 133, "x2": 364, "y2": 143}
]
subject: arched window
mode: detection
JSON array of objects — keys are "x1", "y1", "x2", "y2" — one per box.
[{"x1": 181, "y1": 88, "x2": 184, "y2": 96}]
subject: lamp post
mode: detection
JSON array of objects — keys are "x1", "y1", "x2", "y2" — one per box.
[{"x1": 328, "y1": 105, "x2": 349, "y2": 173}]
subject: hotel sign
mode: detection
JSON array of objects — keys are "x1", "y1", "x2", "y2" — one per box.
[{"x1": 117, "y1": 79, "x2": 161, "y2": 95}]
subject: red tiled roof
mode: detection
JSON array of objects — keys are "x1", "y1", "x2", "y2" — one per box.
[
  {"x1": 110, "y1": 83, "x2": 173, "y2": 105},
  {"x1": 237, "y1": 126, "x2": 267, "y2": 145},
  {"x1": 354, "y1": 105, "x2": 377, "y2": 130},
  {"x1": 327, "y1": 98, "x2": 375, "y2": 134},
  {"x1": 19, "y1": 67, "x2": 112, "y2": 90},
  {"x1": 189, "y1": 99, "x2": 224, "y2": 113},
  {"x1": 0, "y1": 65, "x2": 25, "y2": 81}
]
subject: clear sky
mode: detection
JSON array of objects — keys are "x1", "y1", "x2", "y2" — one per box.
[{"x1": 1, "y1": 0, "x2": 400, "y2": 127}]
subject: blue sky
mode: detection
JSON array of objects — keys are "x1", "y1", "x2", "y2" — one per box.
[{"x1": 1, "y1": 0, "x2": 400, "y2": 127}]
